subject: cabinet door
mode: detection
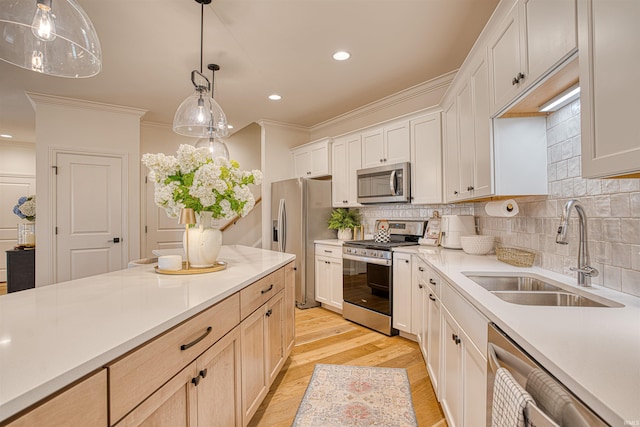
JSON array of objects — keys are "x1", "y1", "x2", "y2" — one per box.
[
  {"x1": 488, "y1": 0, "x2": 527, "y2": 114},
  {"x1": 384, "y1": 120, "x2": 411, "y2": 164},
  {"x1": 347, "y1": 135, "x2": 362, "y2": 205},
  {"x1": 525, "y1": 0, "x2": 577, "y2": 85},
  {"x1": 440, "y1": 308, "x2": 462, "y2": 427},
  {"x1": 331, "y1": 139, "x2": 349, "y2": 206},
  {"x1": 329, "y1": 258, "x2": 343, "y2": 310},
  {"x1": 310, "y1": 141, "x2": 330, "y2": 177},
  {"x1": 411, "y1": 114, "x2": 442, "y2": 204},
  {"x1": 461, "y1": 330, "x2": 487, "y2": 427},
  {"x1": 292, "y1": 149, "x2": 311, "y2": 177},
  {"x1": 457, "y1": 81, "x2": 475, "y2": 200},
  {"x1": 579, "y1": 0, "x2": 640, "y2": 178},
  {"x1": 241, "y1": 306, "x2": 268, "y2": 424},
  {"x1": 7, "y1": 370, "x2": 107, "y2": 427},
  {"x1": 116, "y1": 363, "x2": 197, "y2": 427},
  {"x1": 426, "y1": 292, "x2": 441, "y2": 397},
  {"x1": 196, "y1": 326, "x2": 242, "y2": 427},
  {"x1": 284, "y1": 261, "x2": 296, "y2": 356},
  {"x1": 470, "y1": 55, "x2": 492, "y2": 198},
  {"x1": 314, "y1": 256, "x2": 330, "y2": 304},
  {"x1": 361, "y1": 128, "x2": 385, "y2": 168},
  {"x1": 412, "y1": 264, "x2": 424, "y2": 345},
  {"x1": 392, "y1": 253, "x2": 412, "y2": 333},
  {"x1": 266, "y1": 291, "x2": 285, "y2": 386},
  {"x1": 443, "y1": 100, "x2": 461, "y2": 202}
]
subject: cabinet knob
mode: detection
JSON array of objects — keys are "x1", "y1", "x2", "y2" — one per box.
[
  {"x1": 418, "y1": 267, "x2": 425, "y2": 272},
  {"x1": 383, "y1": 158, "x2": 387, "y2": 162},
  {"x1": 418, "y1": 283, "x2": 424, "y2": 289},
  {"x1": 453, "y1": 190, "x2": 458, "y2": 195},
  {"x1": 404, "y1": 259, "x2": 409, "y2": 263},
  {"x1": 512, "y1": 72, "x2": 526, "y2": 85},
  {"x1": 191, "y1": 376, "x2": 201, "y2": 386},
  {"x1": 199, "y1": 369, "x2": 208, "y2": 379},
  {"x1": 452, "y1": 333, "x2": 461, "y2": 345},
  {"x1": 429, "y1": 294, "x2": 436, "y2": 302},
  {"x1": 343, "y1": 200, "x2": 348, "y2": 204},
  {"x1": 467, "y1": 185, "x2": 474, "y2": 191},
  {"x1": 429, "y1": 278, "x2": 436, "y2": 285},
  {"x1": 380, "y1": 159, "x2": 383, "y2": 163},
  {"x1": 266, "y1": 308, "x2": 273, "y2": 317}
]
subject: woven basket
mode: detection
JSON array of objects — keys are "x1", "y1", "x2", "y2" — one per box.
[{"x1": 496, "y1": 247, "x2": 535, "y2": 267}]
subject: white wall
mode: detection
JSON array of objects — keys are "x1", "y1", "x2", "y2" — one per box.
[
  {"x1": 0, "y1": 140, "x2": 36, "y2": 175},
  {"x1": 29, "y1": 93, "x2": 146, "y2": 286},
  {"x1": 259, "y1": 121, "x2": 310, "y2": 249}
]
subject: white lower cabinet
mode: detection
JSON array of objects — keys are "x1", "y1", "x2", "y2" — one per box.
[
  {"x1": 425, "y1": 281, "x2": 441, "y2": 397},
  {"x1": 314, "y1": 244, "x2": 343, "y2": 311},
  {"x1": 392, "y1": 252, "x2": 413, "y2": 333}
]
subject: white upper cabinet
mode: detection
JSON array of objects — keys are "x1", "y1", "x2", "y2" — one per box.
[
  {"x1": 578, "y1": 0, "x2": 640, "y2": 178},
  {"x1": 410, "y1": 112, "x2": 442, "y2": 204},
  {"x1": 525, "y1": 0, "x2": 577, "y2": 85},
  {"x1": 331, "y1": 133, "x2": 362, "y2": 207},
  {"x1": 488, "y1": 0, "x2": 527, "y2": 115},
  {"x1": 443, "y1": 99, "x2": 461, "y2": 201},
  {"x1": 291, "y1": 137, "x2": 332, "y2": 178},
  {"x1": 361, "y1": 120, "x2": 411, "y2": 168},
  {"x1": 489, "y1": 0, "x2": 578, "y2": 116}
]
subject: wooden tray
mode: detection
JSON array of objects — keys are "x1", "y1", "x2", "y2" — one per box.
[{"x1": 155, "y1": 261, "x2": 227, "y2": 275}]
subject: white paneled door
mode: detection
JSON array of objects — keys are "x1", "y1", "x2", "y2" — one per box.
[
  {"x1": 56, "y1": 153, "x2": 125, "y2": 282},
  {"x1": 143, "y1": 177, "x2": 182, "y2": 258},
  {"x1": 0, "y1": 175, "x2": 36, "y2": 282}
]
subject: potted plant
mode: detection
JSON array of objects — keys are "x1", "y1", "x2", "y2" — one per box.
[{"x1": 328, "y1": 208, "x2": 361, "y2": 240}]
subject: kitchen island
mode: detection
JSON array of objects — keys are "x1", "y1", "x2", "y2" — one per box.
[
  {"x1": 0, "y1": 245, "x2": 295, "y2": 426},
  {"x1": 395, "y1": 246, "x2": 640, "y2": 426}
]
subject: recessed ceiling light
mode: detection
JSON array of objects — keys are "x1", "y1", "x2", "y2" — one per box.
[
  {"x1": 333, "y1": 51, "x2": 351, "y2": 61},
  {"x1": 268, "y1": 94, "x2": 282, "y2": 101},
  {"x1": 227, "y1": 124, "x2": 234, "y2": 129},
  {"x1": 0, "y1": 134, "x2": 13, "y2": 138}
]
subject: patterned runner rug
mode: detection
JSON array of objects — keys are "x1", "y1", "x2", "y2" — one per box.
[{"x1": 292, "y1": 364, "x2": 418, "y2": 427}]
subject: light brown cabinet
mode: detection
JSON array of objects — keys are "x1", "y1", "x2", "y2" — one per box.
[{"x1": 5, "y1": 370, "x2": 107, "y2": 427}]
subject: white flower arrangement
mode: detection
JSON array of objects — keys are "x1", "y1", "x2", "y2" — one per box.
[
  {"x1": 142, "y1": 144, "x2": 262, "y2": 219},
  {"x1": 13, "y1": 195, "x2": 36, "y2": 222}
]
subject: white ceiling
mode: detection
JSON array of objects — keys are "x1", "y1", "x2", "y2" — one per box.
[{"x1": 0, "y1": 0, "x2": 500, "y2": 143}]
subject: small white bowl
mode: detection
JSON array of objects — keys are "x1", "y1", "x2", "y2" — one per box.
[{"x1": 460, "y1": 235, "x2": 495, "y2": 255}]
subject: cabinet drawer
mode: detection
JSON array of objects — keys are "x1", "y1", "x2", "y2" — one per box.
[
  {"x1": 240, "y1": 268, "x2": 284, "y2": 319},
  {"x1": 315, "y1": 244, "x2": 342, "y2": 259},
  {"x1": 442, "y1": 280, "x2": 487, "y2": 354},
  {"x1": 108, "y1": 293, "x2": 240, "y2": 423},
  {"x1": 6, "y1": 370, "x2": 107, "y2": 427},
  {"x1": 416, "y1": 260, "x2": 440, "y2": 297}
]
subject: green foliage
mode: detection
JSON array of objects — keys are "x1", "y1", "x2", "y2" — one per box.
[{"x1": 327, "y1": 208, "x2": 361, "y2": 230}]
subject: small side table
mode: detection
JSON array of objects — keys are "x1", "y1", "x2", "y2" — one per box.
[{"x1": 6, "y1": 249, "x2": 35, "y2": 293}]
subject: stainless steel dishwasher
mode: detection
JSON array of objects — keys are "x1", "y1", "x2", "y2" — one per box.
[{"x1": 487, "y1": 323, "x2": 608, "y2": 427}]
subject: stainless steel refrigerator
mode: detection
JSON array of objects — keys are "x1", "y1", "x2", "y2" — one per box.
[{"x1": 271, "y1": 177, "x2": 334, "y2": 309}]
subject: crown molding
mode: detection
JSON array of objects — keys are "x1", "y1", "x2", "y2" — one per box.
[
  {"x1": 257, "y1": 119, "x2": 310, "y2": 132},
  {"x1": 310, "y1": 70, "x2": 456, "y2": 134},
  {"x1": 26, "y1": 92, "x2": 147, "y2": 118}
]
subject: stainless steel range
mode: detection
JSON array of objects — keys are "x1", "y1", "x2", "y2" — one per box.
[{"x1": 342, "y1": 220, "x2": 427, "y2": 335}]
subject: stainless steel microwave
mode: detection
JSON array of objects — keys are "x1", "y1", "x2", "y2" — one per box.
[{"x1": 356, "y1": 162, "x2": 411, "y2": 204}]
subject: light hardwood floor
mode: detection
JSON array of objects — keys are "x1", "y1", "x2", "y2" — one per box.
[{"x1": 248, "y1": 307, "x2": 446, "y2": 427}]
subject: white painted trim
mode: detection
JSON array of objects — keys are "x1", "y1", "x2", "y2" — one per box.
[
  {"x1": 310, "y1": 71, "x2": 456, "y2": 135},
  {"x1": 26, "y1": 92, "x2": 148, "y2": 118},
  {"x1": 257, "y1": 119, "x2": 310, "y2": 132}
]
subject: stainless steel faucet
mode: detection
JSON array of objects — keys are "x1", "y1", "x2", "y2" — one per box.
[{"x1": 556, "y1": 199, "x2": 599, "y2": 287}]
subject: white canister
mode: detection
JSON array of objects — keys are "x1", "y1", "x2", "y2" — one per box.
[{"x1": 158, "y1": 255, "x2": 183, "y2": 271}]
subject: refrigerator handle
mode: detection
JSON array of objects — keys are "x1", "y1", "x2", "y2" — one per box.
[{"x1": 277, "y1": 198, "x2": 286, "y2": 252}]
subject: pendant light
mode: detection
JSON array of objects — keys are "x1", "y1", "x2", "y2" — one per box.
[
  {"x1": 173, "y1": 0, "x2": 228, "y2": 138},
  {"x1": 195, "y1": 63, "x2": 230, "y2": 159},
  {"x1": 0, "y1": 0, "x2": 102, "y2": 77}
]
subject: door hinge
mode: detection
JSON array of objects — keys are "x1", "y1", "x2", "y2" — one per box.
[{"x1": 52, "y1": 166, "x2": 58, "y2": 175}]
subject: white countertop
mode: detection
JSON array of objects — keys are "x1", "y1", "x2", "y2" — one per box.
[
  {"x1": 314, "y1": 239, "x2": 344, "y2": 246},
  {"x1": 0, "y1": 245, "x2": 295, "y2": 422},
  {"x1": 394, "y1": 246, "x2": 640, "y2": 426}
]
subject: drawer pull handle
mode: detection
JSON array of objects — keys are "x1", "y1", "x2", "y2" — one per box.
[
  {"x1": 452, "y1": 334, "x2": 461, "y2": 345},
  {"x1": 418, "y1": 283, "x2": 424, "y2": 289},
  {"x1": 429, "y1": 278, "x2": 436, "y2": 285},
  {"x1": 418, "y1": 267, "x2": 425, "y2": 272},
  {"x1": 261, "y1": 284, "x2": 274, "y2": 294},
  {"x1": 191, "y1": 376, "x2": 201, "y2": 386},
  {"x1": 429, "y1": 294, "x2": 436, "y2": 302},
  {"x1": 324, "y1": 249, "x2": 332, "y2": 253},
  {"x1": 181, "y1": 326, "x2": 212, "y2": 351},
  {"x1": 199, "y1": 369, "x2": 208, "y2": 379}
]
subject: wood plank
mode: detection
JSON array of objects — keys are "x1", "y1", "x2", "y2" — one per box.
[{"x1": 248, "y1": 307, "x2": 447, "y2": 427}]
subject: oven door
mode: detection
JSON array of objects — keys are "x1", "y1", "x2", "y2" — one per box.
[{"x1": 342, "y1": 254, "x2": 392, "y2": 315}]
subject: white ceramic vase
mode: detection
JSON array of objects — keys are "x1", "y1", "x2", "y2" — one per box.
[
  {"x1": 183, "y1": 211, "x2": 222, "y2": 268},
  {"x1": 337, "y1": 228, "x2": 353, "y2": 241}
]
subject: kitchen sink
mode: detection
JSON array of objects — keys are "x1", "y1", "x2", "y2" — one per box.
[
  {"x1": 492, "y1": 291, "x2": 611, "y2": 307},
  {"x1": 463, "y1": 272, "x2": 623, "y2": 308}
]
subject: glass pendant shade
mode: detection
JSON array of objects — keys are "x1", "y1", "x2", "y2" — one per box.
[
  {"x1": 195, "y1": 136, "x2": 230, "y2": 160},
  {"x1": 173, "y1": 87, "x2": 229, "y2": 138},
  {"x1": 0, "y1": 0, "x2": 102, "y2": 77}
]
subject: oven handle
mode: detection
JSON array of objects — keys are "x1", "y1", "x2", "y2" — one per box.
[{"x1": 343, "y1": 253, "x2": 392, "y2": 266}]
